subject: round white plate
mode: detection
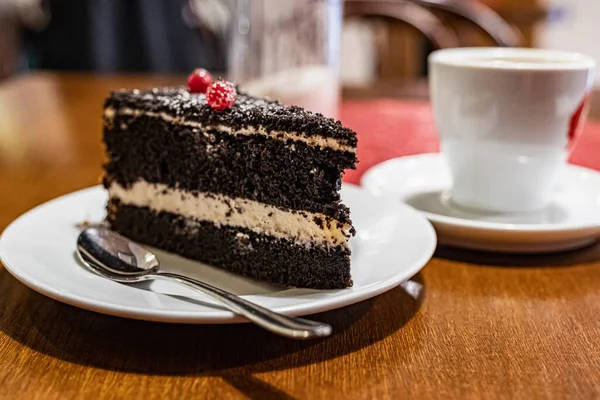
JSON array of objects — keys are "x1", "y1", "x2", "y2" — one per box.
[
  {"x1": 0, "y1": 184, "x2": 436, "y2": 324},
  {"x1": 361, "y1": 153, "x2": 600, "y2": 253}
]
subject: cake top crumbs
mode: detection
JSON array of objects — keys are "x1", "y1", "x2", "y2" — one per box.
[{"x1": 104, "y1": 87, "x2": 357, "y2": 146}]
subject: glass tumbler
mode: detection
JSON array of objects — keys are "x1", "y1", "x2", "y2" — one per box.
[{"x1": 228, "y1": 0, "x2": 342, "y2": 118}]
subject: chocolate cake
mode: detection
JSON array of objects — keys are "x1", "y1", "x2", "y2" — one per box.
[{"x1": 102, "y1": 87, "x2": 357, "y2": 289}]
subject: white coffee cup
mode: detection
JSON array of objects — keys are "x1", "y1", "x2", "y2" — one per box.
[{"x1": 429, "y1": 47, "x2": 595, "y2": 213}]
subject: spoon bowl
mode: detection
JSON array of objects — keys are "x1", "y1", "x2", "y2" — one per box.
[
  {"x1": 77, "y1": 228, "x2": 159, "y2": 276},
  {"x1": 77, "y1": 246, "x2": 150, "y2": 284}
]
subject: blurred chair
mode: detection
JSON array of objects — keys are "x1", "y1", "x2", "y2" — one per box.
[
  {"x1": 346, "y1": 0, "x2": 522, "y2": 47},
  {"x1": 342, "y1": 0, "x2": 533, "y2": 94},
  {"x1": 345, "y1": 1, "x2": 459, "y2": 49},
  {"x1": 411, "y1": 0, "x2": 522, "y2": 47}
]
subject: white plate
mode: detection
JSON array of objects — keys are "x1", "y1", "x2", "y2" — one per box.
[
  {"x1": 361, "y1": 153, "x2": 600, "y2": 253},
  {"x1": 0, "y1": 184, "x2": 436, "y2": 324}
]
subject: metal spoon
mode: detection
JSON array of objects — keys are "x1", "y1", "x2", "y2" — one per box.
[{"x1": 76, "y1": 227, "x2": 331, "y2": 339}]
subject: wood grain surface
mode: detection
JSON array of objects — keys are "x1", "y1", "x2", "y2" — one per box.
[{"x1": 0, "y1": 73, "x2": 599, "y2": 400}]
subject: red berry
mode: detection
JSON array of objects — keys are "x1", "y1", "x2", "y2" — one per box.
[
  {"x1": 187, "y1": 68, "x2": 212, "y2": 94},
  {"x1": 206, "y1": 80, "x2": 237, "y2": 110}
]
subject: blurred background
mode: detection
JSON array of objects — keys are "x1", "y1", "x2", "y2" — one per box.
[
  {"x1": 0, "y1": 1, "x2": 591, "y2": 78},
  {"x1": 0, "y1": 0, "x2": 596, "y2": 108}
]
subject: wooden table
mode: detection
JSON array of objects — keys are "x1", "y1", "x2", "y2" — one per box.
[{"x1": 0, "y1": 73, "x2": 599, "y2": 399}]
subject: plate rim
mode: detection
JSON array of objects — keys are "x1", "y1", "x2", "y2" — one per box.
[
  {"x1": 0, "y1": 184, "x2": 436, "y2": 324},
  {"x1": 361, "y1": 153, "x2": 600, "y2": 234}
]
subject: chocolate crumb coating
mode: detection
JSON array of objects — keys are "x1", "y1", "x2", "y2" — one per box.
[{"x1": 104, "y1": 87, "x2": 358, "y2": 149}]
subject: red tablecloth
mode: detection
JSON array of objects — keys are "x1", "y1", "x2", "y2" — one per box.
[{"x1": 340, "y1": 100, "x2": 600, "y2": 184}]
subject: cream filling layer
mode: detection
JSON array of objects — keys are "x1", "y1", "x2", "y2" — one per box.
[
  {"x1": 108, "y1": 180, "x2": 352, "y2": 246},
  {"x1": 103, "y1": 107, "x2": 355, "y2": 154}
]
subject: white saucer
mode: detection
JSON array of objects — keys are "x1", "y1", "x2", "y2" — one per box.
[
  {"x1": 361, "y1": 153, "x2": 600, "y2": 253},
  {"x1": 0, "y1": 184, "x2": 436, "y2": 324}
]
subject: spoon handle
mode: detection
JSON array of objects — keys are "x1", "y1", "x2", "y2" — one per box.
[{"x1": 152, "y1": 272, "x2": 332, "y2": 339}]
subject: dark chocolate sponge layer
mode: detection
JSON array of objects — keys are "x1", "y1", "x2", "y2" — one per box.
[
  {"x1": 105, "y1": 87, "x2": 358, "y2": 147},
  {"x1": 107, "y1": 201, "x2": 353, "y2": 290},
  {"x1": 103, "y1": 113, "x2": 355, "y2": 222}
]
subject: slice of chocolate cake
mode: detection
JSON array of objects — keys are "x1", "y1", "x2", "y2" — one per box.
[{"x1": 102, "y1": 87, "x2": 357, "y2": 289}]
